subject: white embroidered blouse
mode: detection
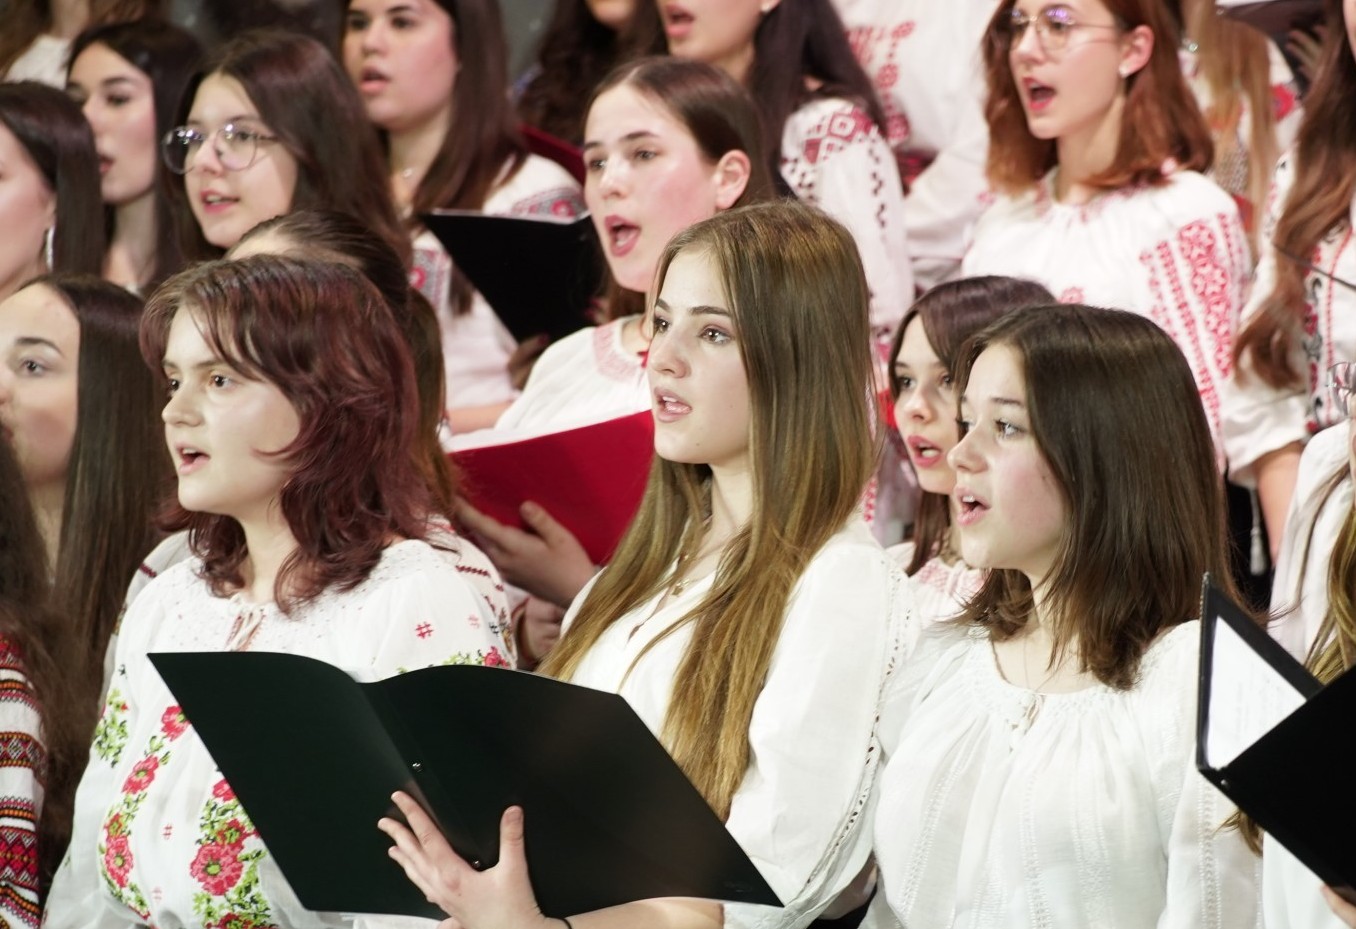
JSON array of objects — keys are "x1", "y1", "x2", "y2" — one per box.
[{"x1": 886, "y1": 541, "x2": 983, "y2": 626}]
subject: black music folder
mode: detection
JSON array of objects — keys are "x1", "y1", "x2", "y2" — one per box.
[
  {"x1": 1196, "y1": 579, "x2": 1356, "y2": 899},
  {"x1": 421, "y1": 210, "x2": 603, "y2": 343},
  {"x1": 149, "y1": 652, "x2": 780, "y2": 920}
]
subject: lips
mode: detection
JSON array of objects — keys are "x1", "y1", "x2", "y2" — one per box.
[
  {"x1": 173, "y1": 443, "x2": 210, "y2": 476},
  {"x1": 952, "y1": 485, "x2": 989, "y2": 527},
  {"x1": 652, "y1": 387, "x2": 691, "y2": 423},
  {"x1": 358, "y1": 66, "x2": 390, "y2": 94},
  {"x1": 661, "y1": 3, "x2": 695, "y2": 40},
  {"x1": 905, "y1": 434, "x2": 945, "y2": 469},
  {"x1": 603, "y1": 214, "x2": 640, "y2": 258},
  {"x1": 1022, "y1": 78, "x2": 1056, "y2": 112},
  {"x1": 198, "y1": 190, "x2": 237, "y2": 214}
]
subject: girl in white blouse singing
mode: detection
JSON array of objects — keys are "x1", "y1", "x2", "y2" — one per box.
[
  {"x1": 380, "y1": 200, "x2": 908, "y2": 929},
  {"x1": 865, "y1": 304, "x2": 1260, "y2": 928},
  {"x1": 961, "y1": 0, "x2": 1249, "y2": 457}
]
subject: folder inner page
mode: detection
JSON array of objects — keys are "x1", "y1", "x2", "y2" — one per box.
[{"x1": 1204, "y1": 616, "x2": 1308, "y2": 767}]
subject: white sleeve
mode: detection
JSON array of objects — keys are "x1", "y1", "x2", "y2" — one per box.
[
  {"x1": 721, "y1": 539, "x2": 908, "y2": 929},
  {"x1": 0, "y1": 644, "x2": 42, "y2": 929},
  {"x1": 781, "y1": 100, "x2": 913, "y2": 338},
  {"x1": 1220, "y1": 156, "x2": 1308, "y2": 484}
]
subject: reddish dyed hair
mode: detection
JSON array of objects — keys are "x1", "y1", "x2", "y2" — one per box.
[
  {"x1": 982, "y1": 0, "x2": 1213, "y2": 194},
  {"x1": 140, "y1": 255, "x2": 434, "y2": 611}
]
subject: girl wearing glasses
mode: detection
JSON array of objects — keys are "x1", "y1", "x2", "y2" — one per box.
[
  {"x1": 0, "y1": 83, "x2": 104, "y2": 303},
  {"x1": 342, "y1": 0, "x2": 585, "y2": 431},
  {"x1": 162, "y1": 30, "x2": 406, "y2": 267},
  {"x1": 866, "y1": 304, "x2": 1260, "y2": 928},
  {"x1": 1225, "y1": 0, "x2": 1356, "y2": 557},
  {"x1": 66, "y1": 18, "x2": 202, "y2": 292},
  {"x1": 962, "y1": 0, "x2": 1249, "y2": 459}
]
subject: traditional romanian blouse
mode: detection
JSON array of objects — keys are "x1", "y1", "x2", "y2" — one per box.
[
  {"x1": 886, "y1": 541, "x2": 982, "y2": 626},
  {"x1": 864, "y1": 621, "x2": 1261, "y2": 929},
  {"x1": 0, "y1": 638, "x2": 41, "y2": 929},
  {"x1": 410, "y1": 154, "x2": 584, "y2": 410},
  {"x1": 563, "y1": 519, "x2": 910, "y2": 928},
  {"x1": 780, "y1": 96, "x2": 913, "y2": 338},
  {"x1": 1221, "y1": 152, "x2": 1356, "y2": 484},
  {"x1": 962, "y1": 168, "x2": 1250, "y2": 459},
  {"x1": 837, "y1": 0, "x2": 997, "y2": 291},
  {"x1": 45, "y1": 538, "x2": 511, "y2": 929}
]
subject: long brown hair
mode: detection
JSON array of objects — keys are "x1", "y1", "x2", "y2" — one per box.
[
  {"x1": 955, "y1": 304, "x2": 1237, "y2": 689},
  {"x1": 1233, "y1": 0, "x2": 1351, "y2": 388},
  {"x1": 983, "y1": 0, "x2": 1213, "y2": 195},
  {"x1": 543, "y1": 201, "x2": 878, "y2": 817},
  {"x1": 888, "y1": 276, "x2": 1054, "y2": 577},
  {"x1": 140, "y1": 256, "x2": 435, "y2": 612},
  {"x1": 168, "y1": 30, "x2": 407, "y2": 264},
  {"x1": 0, "y1": 0, "x2": 163, "y2": 77},
  {"x1": 586, "y1": 56, "x2": 775, "y2": 321}
]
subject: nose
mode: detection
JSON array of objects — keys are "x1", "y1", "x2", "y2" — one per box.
[
  {"x1": 1010, "y1": 19, "x2": 1044, "y2": 62},
  {"x1": 0, "y1": 368, "x2": 12, "y2": 404},
  {"x1": 646, "y1": 324, "x2": 687, "y2": 379},
  {"x1": 898, "y1": 384, "x2": 933, "y2": 423},
  {"x1": 594, "y1": 157, "x2": 626, "y2": 199},
  {"x1": 360, "y1": 18, "x2": 387, "y2": 54},
  {"x1": 947, "y1": 424, "x2": 980, "y2": 474},
  {"x1": 81, "y1": 98, "x2": 104, "y2": 134},
  {"x1": 185, "y1": 132, "x2": 225, "y2": 175},
  {"x1": 161, "y1": 382, "x2": 200, "y2": 426}
]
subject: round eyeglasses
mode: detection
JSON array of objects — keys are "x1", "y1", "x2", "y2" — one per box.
[
  {"x1": 995, "y1": 7, "x2": 1122, "y2": 54},
  {"x1": 1327, "y1": 362, "x2": 1356, "y2": 419},
  {"x1": 161, "y1": 123, "x2": 280, "y2": 175}
]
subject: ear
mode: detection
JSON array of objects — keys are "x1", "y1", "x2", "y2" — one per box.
[
  {"x1": 1118, "y1": 24, "x2": 1153, "y2": 79},
  {"x1": 711, "y1": 149, "x2": 752, "y2": 210},
  {"x1": 760, "y1": 0, "x2": 782, "y2": 12}
]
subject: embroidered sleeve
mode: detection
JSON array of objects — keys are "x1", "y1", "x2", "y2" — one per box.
[{"x1": 0, "y1": 642, "x2": 42, "y2": 929}]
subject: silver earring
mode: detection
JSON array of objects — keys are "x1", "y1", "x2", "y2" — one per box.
[{"x1": 43, "y1": 226, "x2": 54, "y2": 270}]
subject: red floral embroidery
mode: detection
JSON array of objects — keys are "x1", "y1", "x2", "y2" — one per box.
[
  {"x1": 123, "y1": 755, "x2": 161, "y2": 793},
  {"x1": 484, "y1": 646, "x2": 511, "y2": 669},
  {"x1": 212, "y1": 779, "x2": 236, "y2": 803},
  {"x1": 1059, "y1": 287, "x2": 1085, "y2": 304},
  {"x1": 161, "y1": 705, "x2": 188, "y2": 738},
  {"x1": 1272, "y1": 82, "x2": 1298, "y2": 121},
  {"x1": 211, "y1": 914, "x2": 262, "y2": 929},
  {"x1": 104, "y1": 835, "x2": 134, "y2": 888},
  {"x1": 190, "y1": 840, "x2": 246, "y2": 896},
  {"x1": 802, "y1": 110, "x2": 876, "y2": 164}
]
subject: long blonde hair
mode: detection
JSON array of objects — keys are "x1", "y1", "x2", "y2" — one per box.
[{"x1": 541, "y1": 201, "x2": 879, "y2": 818}]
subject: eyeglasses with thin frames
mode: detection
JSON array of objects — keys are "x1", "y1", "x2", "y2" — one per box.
[
  {"x1": 996, "y1": 6, "x2": 1123, "y2": 55},
  {"x1": 161, "y1": 122, "x2": 281, "y2": 175},
  {"x1": 1327, "y1": 362, "x2": 1356, "y2": 419}
]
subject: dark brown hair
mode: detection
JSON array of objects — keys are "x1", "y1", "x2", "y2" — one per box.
[
  {"x1": 982, "y1": 0, "x2": 1213, "y2": 194},
  {"x1": 955, "y1": 304, "x2": 1237, "y2": 688},
  {"x1": 587, "y1": 56, "x2": 775, "y2": 319},
  {"x1": 888, "y1": 276, "x2": 1054, "y2": 576},
  {"x1": 68, "y1": 17, "x2": 204, "y2": 289},
  {"x1": 169, "y1": 29, "x2": 407, "y2": 264},
  {"x1": 231, "y1": 210, "x2": 459, "y2": 516},
  {"x1": 140, "y1": 255, "x2": 435, "y2": 612},
  {"x1": 0, "y1": 82, "x2": 105, "y2": 281},
  {"x1": 1233, "y1": 0, "x2": 1351, "y2": 388},
  {"x1": 517, "y1": 0, "x2": 664, "y2": 144},
  {"x1": 0, "y1": 0, "x2": 164, "y2": 77}
]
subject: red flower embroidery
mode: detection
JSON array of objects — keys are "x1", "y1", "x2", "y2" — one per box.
[
  {"x1": 105, "y1": 812, "x2": 129, "y2": 838},
  {"x1": 212, "y1": 779, "x2": 236, "y2": 803},
  {"x1": 213, "y1": 818, "x2": 250, "y2": 846},
  {"x1": 212, "y1": 914, "x2": 260, "y2": 929},
  {"x1": 484, "y1": 647, "x2": 510, "y2": 669},
  {"x1": 123, "y1": 756, "x2": 161, "y2": 793},
  {"x1": 104, "y1": 834, "x2": 134, "y2": 888},
  {"x1": 190, "y1": 841, "x2": 245, "y2": 896},
  {"x1": 161, "y1": 706, "x2": 188, "y2": 738}
]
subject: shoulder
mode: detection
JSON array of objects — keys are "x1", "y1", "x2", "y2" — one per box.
[
  {"x1": 783, "y1": 521, "x2": 912, "y2": 647},
  {"x1": 783, "y1": 95, "x2": 884, "y2": 148},
  {"x1": 1138, "y1": 170, "x2": 1242, "y2": 227},
  {"x1": 488, "y1": 154, "x2": 584, "y2": 217},
  {"x1": 1133, "y1": 620, "x2": 1201, "y2": 704},
  {"x1": 368, "y1": 534, "x2": 502, "y2": 596}
]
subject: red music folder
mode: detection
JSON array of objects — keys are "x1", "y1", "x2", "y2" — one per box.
[{"x1": 449, "y1": 411, "x2": 655, "y2": 564}]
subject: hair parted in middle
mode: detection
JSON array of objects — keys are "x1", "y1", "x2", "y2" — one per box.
[
  {"x1": 140, "y1": 255, "x2": 435, "y2": 611},
  {"x1": 168, "y1": 29, "x2": 407, "y2": 265},
  {"x1": 982, "y1": 0, "x2": 1213, "y2": 195},
  {"x1": 953, "y1": 303, "x2": 1238, "y2": 689},
  {"x1": 542, "y1": 200, "x2": 879, "y2": 818}
]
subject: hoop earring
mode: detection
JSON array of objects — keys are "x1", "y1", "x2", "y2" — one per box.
[{"x1": 43, "y1": 225, "x2": 55, "y2": 270}]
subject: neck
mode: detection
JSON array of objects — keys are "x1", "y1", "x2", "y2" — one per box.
[
  {"x1": 107, "y1": 193, "x2": 158, "y2": 288},
  {"x1": 1, "y1": 255, "x2": 49, "y2": 303},
  {"x1": 236, "y1": 510, "x2": 299, "y2": 605},
  {"x1": 1053, "y1": 95, "x2": 1126, "y2": 205},
  {"x1": 711, "y1": 42, "x2": 757, "y2": 86},
  {"x1": 48, "y1": 0, "x2": 89, "y2": 38},
  {"x1": 707, "y1": 463, "x2": 753, "y2": 543},
  {"x1": 29, "y1": 481, "x2": 64, "y2": 572},
  {"x1": 387, "y1": 105, "x2": 454, "y2": 209}
]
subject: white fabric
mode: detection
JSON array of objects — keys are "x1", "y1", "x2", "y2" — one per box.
[
  {"x1": 101, "y1": 532, "x2": 195, "y2": 700},
  {"x1": 410, "y1": 154, "x2": 584, "y2": 410},
  {"x1": 963, "y1": 168, "x2": 1251, "y2": 460},
  {"x1": 1267, "y1": 424, "x2": 1350, "y2": 660},
  {"x1": 1263, "y1": 835, "x2": 1349, "y2": 929},
  {"x1": 780, "y1": 96, "x2": 913, "y2": 337},
  {"x1": 836, "y1": 0, "x2": 997, "y2": 291},
  {"x1": 494, "y1": 315, "x2": 648, "y2": 432},
  {"x1": 886, "y1": 541, "x2": 982, "y2": 626},
  {"x1": 562, "y1": 519, "x2": 912, "y2": 928},
  {"x1": 865, "y1": 620, "x2": 1262, "y2": 929},
  {"x1": 1221, "y1": 152, "x2": 1356, "y2": 483},
  {"x1": 3, "y1": 34, "x2": 69, "y2": 86},
  {"x1": 46, "y1": 537, "x2": 511, "y2": 929}
]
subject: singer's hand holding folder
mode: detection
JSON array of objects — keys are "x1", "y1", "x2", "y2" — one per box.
[
  {"x1": 149, "y1": 652, "x2": 781, "y2": 920},
  {"x1": 1196, "y1": 580, "x2": 1356, "y2": 902}
]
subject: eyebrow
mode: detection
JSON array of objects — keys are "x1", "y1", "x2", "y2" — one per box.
[
  {"x1": 959, "y1": 394, "x2": 1025, "y2": 408},
  {"x1": 161, "y1": 357, "x2": 227, "y2": 373},
  {"x1": 98, "y1": 76, "x2": 139, "y2": 89},
  {"x1": 14, "y1": 336, "x2": 63, "y2": 353},
  {"x1": 185, "y1": 113, "x2": 262, "y2": 126},
  {"x1": 653, "y1": 297, "x2": 731, "y2": 318},
  {"x1": 582, "y1": 129, "x2": 660, "y2": 151}
]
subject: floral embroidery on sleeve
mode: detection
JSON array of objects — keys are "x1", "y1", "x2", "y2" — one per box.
[{"x1": 189, "y1": 780, "x2": 275, "y2": 929}]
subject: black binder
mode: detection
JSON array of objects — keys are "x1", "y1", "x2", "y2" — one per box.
[
  {"x1": 149, "y1": 652, "x2": 781, "y2": 920},
  {"x1": 1196, "y1": 580, "x2": 1356, "y2": 899},
  {"x1": 421, "y1": 210, "x2": 603, "y2": 343}
]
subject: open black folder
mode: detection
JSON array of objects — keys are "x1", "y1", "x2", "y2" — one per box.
[
  {"x1": 148, "y1": 652, "x2": 779, "y2": 920},
  {"x1": 1196, "y1": 580, "x2": 1356, "y2": 899},
  {"x1": 421, "y1": 210, "x2": 603, "y2": 343}
]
